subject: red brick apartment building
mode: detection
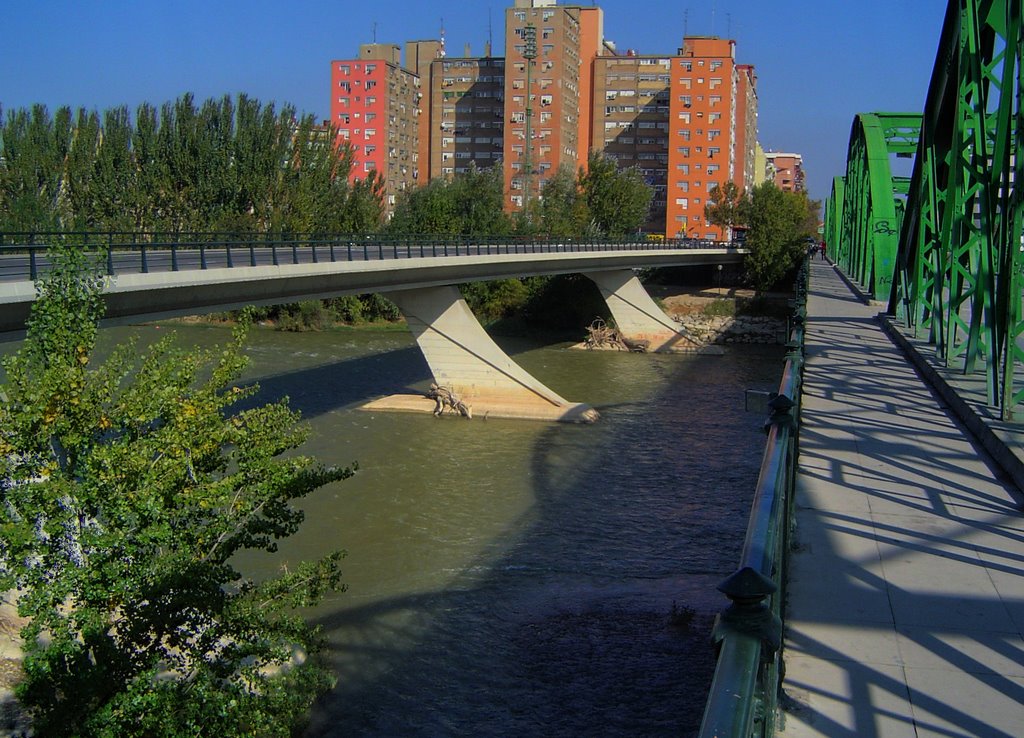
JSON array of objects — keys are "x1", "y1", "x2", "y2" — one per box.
[
  {"x1": 329, "y1": 1, "x2": 762, "y2": 236},
  {"x1": 330, "y1": 44, "x2": 421, "y2": 213},
  {"x1": 765, "y1": 152, "x2": 805, "y2": 193}
]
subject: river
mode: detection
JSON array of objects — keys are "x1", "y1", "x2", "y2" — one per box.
[{"x1": 9, "y1": 321, "x2": 784, "y2": 736}]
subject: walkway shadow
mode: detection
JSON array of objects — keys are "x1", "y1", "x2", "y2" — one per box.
[{"x1": 781, "y1": 264, "x2": 1024, "y2": 737}]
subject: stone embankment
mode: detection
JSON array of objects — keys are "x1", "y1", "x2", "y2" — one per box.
[{"x1": 674, "y1": 314, "x2": 787, "y2": 346}]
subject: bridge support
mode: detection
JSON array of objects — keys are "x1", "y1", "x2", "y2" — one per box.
[
  {"x1": 583, "y1": 270, "x2": 699, "y2": 352},
  {"x1": 363, "y1": 285, "x2": 599, "y2": 422}
]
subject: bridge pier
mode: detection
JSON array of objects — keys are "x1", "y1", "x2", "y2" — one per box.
[
  {"x1": 583, "y1": 270, "x2": 699, "y2": 352},
  {"x1": 362, "y1": 285, "x2": 599, "y2": 423}
]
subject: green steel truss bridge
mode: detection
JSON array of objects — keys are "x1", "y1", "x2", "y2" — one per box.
[{"x1": 827, "y1": 0, "x2": 1024, "y2": 420}]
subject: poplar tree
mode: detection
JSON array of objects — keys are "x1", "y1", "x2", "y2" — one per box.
[
  {"x1": 0, "y1": 249, "x2": 355, "y2": 736},
  {"x1": 577, "y1": 153, "x2": 653, "y2": 236}
]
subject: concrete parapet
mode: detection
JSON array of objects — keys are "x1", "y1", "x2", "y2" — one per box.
[{"x1": 583, "y1": 270, "x2": 700, "y2": 352}]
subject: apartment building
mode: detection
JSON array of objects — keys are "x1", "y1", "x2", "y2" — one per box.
[
  {"x1": 503, "y1": 0, "x2": 604, "y2": 210},
  {"x1": 330, "y1": 44, "x2": 422, "y2": 213},
  {"x1": 735, "y1": 64, "x2": 759, "y2": 193},
  {"x1": 328, "y1": 3, "x2": 761, "y2": 235},
  {"x1": 765, "y1": 152, "x2": 805, "y2": 192},
  {"x1": 664, "y1": 37, "x2": 742, "y2": 239},
  {"x1": 591, "y1": 54, "x2": 673, "y2": 232},
  {"x1": 427, "y1": 55, "x2": 506, "y2": 178}
]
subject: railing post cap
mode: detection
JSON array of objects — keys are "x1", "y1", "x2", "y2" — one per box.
[{"x1": 717, "y1": 566, "x2": 777, "y2": 601}]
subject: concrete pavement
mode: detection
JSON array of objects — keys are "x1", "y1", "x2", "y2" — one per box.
[{"x1": 778, "y1": 260, "x2": 1024, "y2": 737}]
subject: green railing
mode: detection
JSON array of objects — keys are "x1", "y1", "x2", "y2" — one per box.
[{"x1": 697, "y1": 258, "x2": 808, "y2": 737}]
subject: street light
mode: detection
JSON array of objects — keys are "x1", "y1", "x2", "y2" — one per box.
[
  {"x1": 522, "y1": 24, "x2": 537, "y2": 213},
  {"x1": 717, "y1": 264, "x2": 724, "y2": 297}
]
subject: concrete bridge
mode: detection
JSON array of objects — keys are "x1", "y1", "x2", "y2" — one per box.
[{"x1": 0, "y1": 237, "x2": 744, "y2": 422}]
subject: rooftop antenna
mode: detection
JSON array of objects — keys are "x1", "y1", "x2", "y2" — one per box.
[
  {"x1": 372, "y1": 21, "x2": 377, "y2": 43},
  {"x1": 727, "y1": 12, "x2": 732, "y2": 37},
  {"x1": 711, "y1": 0, "x2": 716, "y2": 35},
  {"x1": 440, "y1": 17, "x2": 446, "y2": 57},
  {"x1": 488, "y1": 7, "x2": 493, "y2": 53},
  {"x1": 683, "y1": 9, "x2": 689, "y2": 38}
]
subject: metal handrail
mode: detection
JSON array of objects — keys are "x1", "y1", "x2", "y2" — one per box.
[
  {"x1": 0, "y1": 233, "x2": 743, "y2": 282},
  {"x1": 697, "y1": 259, "x2": 808, "y2": 738}
]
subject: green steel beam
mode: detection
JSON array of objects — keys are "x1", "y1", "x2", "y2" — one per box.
[
  {"x1": 825, "y1": 177, "x2": 845, "y2": 265},
  {"x1": 835, "y1": 113, "x2": 922, "y2": 300},
  {"x1": 890, "y1": 0, "x2": 1024, "y2": 419}
]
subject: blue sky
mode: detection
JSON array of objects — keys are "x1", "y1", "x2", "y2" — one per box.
[{"x1": 1, "y1": 1, "x2": 945, "y2": 199}]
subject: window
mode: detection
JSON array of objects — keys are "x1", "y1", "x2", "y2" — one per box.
[
  {"x1": 338, "y1": 64, "x2": 350, "y2": 74},
  {"x1": 675, "y1": 198, "x2": 688, "y2": 207}
]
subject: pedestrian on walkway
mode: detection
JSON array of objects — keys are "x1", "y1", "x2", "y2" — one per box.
[{"x1": 820, "y1": 240, "x2": 827, "y2": 261}]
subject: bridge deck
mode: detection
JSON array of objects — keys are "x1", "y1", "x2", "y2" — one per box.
[{"x1": 778, "y1": 261, "x2": 1024, "y2": 737}]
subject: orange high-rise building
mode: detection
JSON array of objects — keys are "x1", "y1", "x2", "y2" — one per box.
[{"x1": 666, "y1": 37, "x2": 745, "y2": 240}]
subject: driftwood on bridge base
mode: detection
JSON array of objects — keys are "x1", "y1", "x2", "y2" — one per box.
[
  {"x1": 583, "y1": 318, "x2": 649, "y2": 352},
  {"x1": 427, "y1": 383, "x2": 473, "y2": 419}
]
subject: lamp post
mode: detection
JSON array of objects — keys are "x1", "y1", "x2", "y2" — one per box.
[
  {"x1": 717, "y1": 264, "x2": 724, "y2": 297},
  {"x1": 522, "y1": 24, "x2": 537, "y2": 214}
]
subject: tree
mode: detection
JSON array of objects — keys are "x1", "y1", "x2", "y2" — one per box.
[
  {"x1": 0, "y1": 249, "x2": 355, "y2": 737},
  {"x1": 537, "y1": 165, "x2": 590, "y2": 237},
  {"x1": 742, "y1": 182, "x2": 817, "y2": 291},
  {"x1": 577, "y1": 153, "x2": 653, "y2": 236},
  {"x1": 386, "y1": 165, "x2": 510, "y2": 236},
  {"x1": 703, "y1": 181, "x2": 746, "y2": 236}
]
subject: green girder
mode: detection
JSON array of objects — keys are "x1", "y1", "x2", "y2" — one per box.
[
  {"x1": 890, "y1": 0, "x2": 1024, "y2": 419},
  {"x1": 827, "y1": 113, "x2": 922, "y2": 301}
]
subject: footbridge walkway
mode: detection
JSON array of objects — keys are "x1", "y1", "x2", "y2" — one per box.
[{"x1": 782, "y1": 261, "x2": 1023, "y2": 736}]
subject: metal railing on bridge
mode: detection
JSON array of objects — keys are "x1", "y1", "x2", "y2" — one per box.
[
  {"x1": 697, "y1": 258, "x2": 807, "y2": 738},
  {"x1": 0, "y1": 231, "x2": 739, "y2": 282}
]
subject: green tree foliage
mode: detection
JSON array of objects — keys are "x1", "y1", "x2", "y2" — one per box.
[
  {"x1": 386, "y1": 165, "x2": 510, "y2": 236},
  {"x1": 703, "y1": 181, "x2": 746, "y2": 235},
  {"x1": 0, "y1": 104, "x2": 73, "y2": 231},
  {"x1": 742, "y1": 182, "x2": 818, "y2": 291},
  {"x1": 537, "y1": 165, "x2": 591, "y2": 237},
  {"x1": 0, "y1": 249, "x2": 355, "y2": 736},
  {"x1": 0, "y1": 95, "x2": 382, "y2": 235},
  {"x1": 577, "y1": 153, "x2": 653, "y2": 236}
]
